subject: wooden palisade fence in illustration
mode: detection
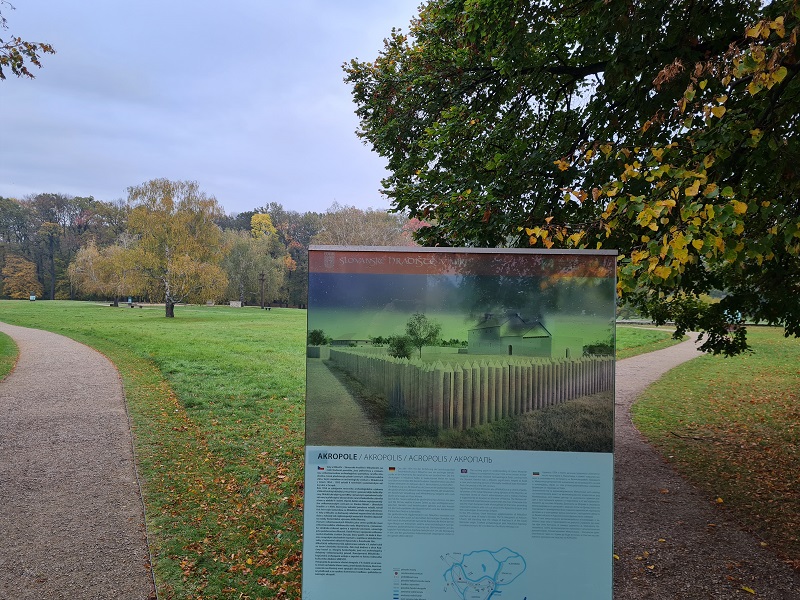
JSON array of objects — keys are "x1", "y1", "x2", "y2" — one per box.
[{"x1": 327, "y1": 349, "x2": 613, "y2": 430}]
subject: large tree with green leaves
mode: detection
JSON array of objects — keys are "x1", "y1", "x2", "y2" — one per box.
[
  {"x1": 345, "y1": 0, "x2": 800, "y2": 354},
  {"x1": 220, "y1": 228, "x2": 285, "y2": 306},
  {"x1": 405, "y1": 312, "x2": 442, "y2": 359}
]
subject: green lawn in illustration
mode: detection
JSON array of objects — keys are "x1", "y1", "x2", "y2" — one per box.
[{"x1": 309, "y1": 307, "x2": 615, "y2": 357}]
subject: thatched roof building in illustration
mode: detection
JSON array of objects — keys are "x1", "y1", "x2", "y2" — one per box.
[{"x1": 468, "y1": 313, "x2": 552, "y2": 357}]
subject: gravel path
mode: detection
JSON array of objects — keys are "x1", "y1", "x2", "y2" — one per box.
[
  {"x1": 1, "y1": 323, "x2": 797, "y2": 599},
  {"x1": 614, "y1": 334, "x2": 800, "y2": 599},
  {"x1": 305, "y1": 358, "x2": 383, "y2": 446},
  {"x1": 0, "y1": 322, "x2": 156, "y2": 600}
]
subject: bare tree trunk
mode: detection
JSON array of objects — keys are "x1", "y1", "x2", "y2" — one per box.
[
  {"x1": 164, "y1": 277, "x2": 175, "y2": 317},
  {"x1": 48, "y1": 236, "x2": 56, "y2": 300}
]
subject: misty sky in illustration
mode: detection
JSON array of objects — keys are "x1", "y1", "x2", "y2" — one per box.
[{"x1": 308, "y1": 271, "x2": 615, "y2": 342}]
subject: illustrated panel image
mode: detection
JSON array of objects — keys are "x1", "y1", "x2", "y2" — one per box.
[{"x1": 306, "y1": 247, "x2": 617, "y2": 452}]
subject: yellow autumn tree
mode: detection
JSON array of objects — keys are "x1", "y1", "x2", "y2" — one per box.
[
  {"x1": 69, "y1": 239, "x2": 142, "y2": 305},
  {"x1": 1, "y1": 254, "x2": 43, "y2": 299},
  {"x1": 126, "y1": 179, "x2": 228, "y2": 317},
  {"x1": 250, "y1": 213, "x2": 277, "y2": 239}
]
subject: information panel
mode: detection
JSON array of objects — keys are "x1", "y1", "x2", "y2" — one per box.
[{"x1": 304, "y1": 247, "x2": 617, "y2": 600}]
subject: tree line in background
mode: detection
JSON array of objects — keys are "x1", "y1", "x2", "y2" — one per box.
[{"x1": 0, "y1": 179, "x2": 418, "y2": 316}]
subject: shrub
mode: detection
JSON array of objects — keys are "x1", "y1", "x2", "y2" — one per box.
[
  {"x1": 583, "y1": 339, "x2": 614, "y2": 356},
  {"x1": 387, "y1": 335, "x2": 414, "y2": 359},
  {"x1": 307, "y1": 329, "x2": 328, "y2": 346}
]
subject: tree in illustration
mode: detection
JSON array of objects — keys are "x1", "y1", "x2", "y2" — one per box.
[
  {"x1": 405, "y1": 312, "x2": 442, "y2": 359},
  {"x1": 307, "y1": 329, "x2": 329, "y2": 346}
]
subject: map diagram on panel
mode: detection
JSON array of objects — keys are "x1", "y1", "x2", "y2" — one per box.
[{"x1": 442, "y1": 548, "x2": 527, "y2": 600}]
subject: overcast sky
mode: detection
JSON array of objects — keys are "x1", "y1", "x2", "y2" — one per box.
[{"x1": 0, "y1": 0, "x2": 421, "y2": 215}]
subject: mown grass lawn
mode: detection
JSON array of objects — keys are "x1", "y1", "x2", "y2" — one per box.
[
  {"x1": 0, "y1": 330, "x2": 17, "y2": 380},
  {"x1": 633, "y1": 327, "x2": 800, "y2": 565},
  {"x1": 0, "y1": 301, "x2": 306, "y2": 599},
  {"x1": 616, "y1": 325, "x2": 684, "y2": 359},
  {"x1": 2, "y1": 301, "x2": 795, "y2": 595}
]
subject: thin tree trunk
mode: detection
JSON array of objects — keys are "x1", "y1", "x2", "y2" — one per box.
[
  {"x1": 48, "y1": 236, "x2": 56, "y2": 300},
  {"x1": 164, "y1": 276, "x2": 175, "y2": 317}
]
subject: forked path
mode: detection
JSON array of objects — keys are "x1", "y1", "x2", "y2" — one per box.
[
  {"x1": 0, "y1": 322, "x2": 155, "y2": 600},
  {"x1": 1, "y1": 323, "x2": 798, "y2": 599},
  {"x1": 614, "y1": 334, "x2": 800, "y2": 599}
]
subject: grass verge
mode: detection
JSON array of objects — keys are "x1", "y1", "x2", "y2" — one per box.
[
  {"x1": 632, "y1": 327, "x2": 800, "y2": 565},
  {"x1": 0, "y1": 331, "x2": 18, "y2": 380},
  {"x1": 616, "y1": 325, "x2": 685, "y2": 359}
]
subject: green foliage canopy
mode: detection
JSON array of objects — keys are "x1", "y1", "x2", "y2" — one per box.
[
  {"x1": 221, "y1": 229, "x2": 284, "y2": 306},
  {"x1": 387, "y1": 334, "x2": 414, "y2": 359},
  {"x1": 405, "y1": 312, "x2": 442, "y2": 358},
  {"x1": 345, "y1": 0, "x2": 800, "y2": 354},
  {"x1": 0, "y1": 1, "x2": 55, "y2": 80},
  {"x1": 307, "y1": 329, "x2": 329, "y2": 346}
]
